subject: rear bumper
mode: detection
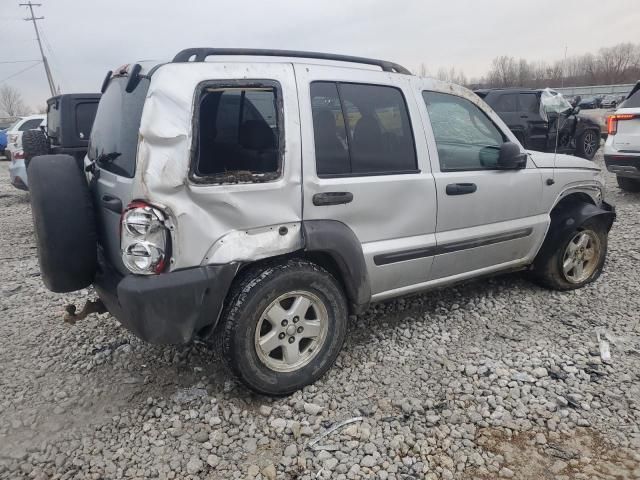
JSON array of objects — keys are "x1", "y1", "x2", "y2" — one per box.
[
  {"x1": 605, "y1": 154, "x2": 640, "y2": 178},
  {"x1": 94, "y1": 254, "x2": 238, "y2": 344}
]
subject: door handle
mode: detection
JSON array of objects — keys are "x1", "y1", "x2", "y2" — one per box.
[
  {"x1": 446, "y1": 183, "x2": 477, "y2": 196},
  {"x1": 312, "y1": 192, "x2": 354, "y2": 206},
  {"x1": 101, "y1": 194, "x2": 123, "y2": 213},
  {"x1": 520, "y1": 115, "x2": 529, "y2": 119}
]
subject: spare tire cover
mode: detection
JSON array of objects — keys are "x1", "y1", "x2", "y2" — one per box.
[{"x1": 28, "y1": 154, "x2": 97, "y2": 292}]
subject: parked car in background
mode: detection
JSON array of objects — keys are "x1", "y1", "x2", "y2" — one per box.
[
  {"x1": 10, "y1": 95, "x2": 100, "y2": 191},
  {"x1": 475, "y1": 88, "x2": 601, "y2": 159},
  {"x1": 27, "y1": 49, "x2": 615, "y2": 395},
  {"x1": 0, "y1": 129, "x2": 7, "y2": 157},
  {"x1": 604, "y1": 81, "x2": 640, "y2": 192},
  {"x1": 578, "y1": 97, "x2": 599, "y2": 109},
  {"x1": 601, "y1": 95, "x2": 620, "y2": 109},
  {"x1": 5, "y1": 114, "x2": 46, "y2": 161}
]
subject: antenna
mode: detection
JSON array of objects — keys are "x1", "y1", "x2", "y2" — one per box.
[{"x1": 20, "y1": 1, "x2": 57, "y2": 96}]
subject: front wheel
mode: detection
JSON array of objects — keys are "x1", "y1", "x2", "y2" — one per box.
[
  {"x1": 532, "y1": 222, "x2": 607, "y2": 290},
  {"x1": 217, "y1": 259, "x2": 348, "y2": 395},
  {"x1": 575, "y1": 130, "x2": 599, "y2": 160}
]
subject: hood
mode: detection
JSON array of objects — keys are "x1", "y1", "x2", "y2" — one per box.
[{"x1": 528, "y1": 151, "x2": 600, "y2": 171}]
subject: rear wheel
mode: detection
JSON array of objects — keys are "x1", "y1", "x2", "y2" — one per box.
[
  {"x1": 217, "y1": 259, "x2": 348, "y2": 395},
  {"x1": 575, "y1": 130, "x2": 599, "y2": 160},
  {"x1": 22, "y1": 129, "x2": 49, "y2": 168},
  {"x1": 616, "y1": 176, "x2": 640, "y2": 192},
  {"x1": 532, "y1": 221, "x2": 607, "y2": 291}
]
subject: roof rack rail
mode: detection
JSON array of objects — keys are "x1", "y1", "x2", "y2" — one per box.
[{"x1": 172, "y1": 48, "x2": 412, "y2": 75}]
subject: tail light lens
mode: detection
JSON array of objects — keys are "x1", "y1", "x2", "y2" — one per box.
[
  {"x1": 13, "y1": 151, "x2": 25, "y2": 160},
  {"x1": 607, "y1": 114, "x2": 637, "y2": 136},
  {"x1": 121, "y1": 201, "x2": 169, "y2": 275}
]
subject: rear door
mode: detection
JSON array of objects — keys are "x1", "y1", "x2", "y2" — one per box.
[
  {"x1": 295, "y1": 65, "x2": 437, "y2": 298},
  {"x1": 87, "y1": 76, "x2": 150, "y2": 274}
]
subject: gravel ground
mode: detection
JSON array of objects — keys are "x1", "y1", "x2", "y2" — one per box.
[{"x1": 1, "y1": 151, "x2": 639, "y2": 480}]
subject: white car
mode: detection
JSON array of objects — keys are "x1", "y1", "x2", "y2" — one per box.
[
  {"x1": 5, "y1": 114, "x2": 46, "y2": 161},
  {"x1": 6, "y1": 114, "x2": 46, "y2": 190},
  {"x1": 604, "y1": 81, "x2": 640, "y2": 191}
]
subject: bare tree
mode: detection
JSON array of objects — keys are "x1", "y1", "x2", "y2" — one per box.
[
  {"x1": 487, "y1": 56, "x2": 519, "y2": 87},
  {"x1": 418, "y1": 63, "x2": 429, "y2": 77},
  {"x1": 0, "y1": 85, "x2": 27, "y2": 117}
]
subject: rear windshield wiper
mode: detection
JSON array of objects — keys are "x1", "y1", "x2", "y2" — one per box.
[{"x1": 95, "y1": 152, "x2": 121, "y2": 166}]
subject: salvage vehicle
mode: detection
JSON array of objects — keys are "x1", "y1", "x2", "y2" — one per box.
[
  {"x1": 476, "y1": 88, "x2": 601, "y2": 160},
  {"x1": 601, "y1": 94, "x2": 620, "y2": 109},
  {"x1": 604, "y1": 81, "x2": 640, "y2": 192},
  {"x1": 14, "y1": 94, "x2": 100, "y2": 190},
  {"x1": 28, "y1": 49, "x2": 615, "y2": 395}
]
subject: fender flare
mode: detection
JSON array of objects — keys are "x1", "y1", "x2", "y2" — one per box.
[
  {"x1": 537, "y1": 200, "x2": 615, "y2": 261},
  {"x1": 302, "y1": 220, "x2": 371, "y2": 313}
]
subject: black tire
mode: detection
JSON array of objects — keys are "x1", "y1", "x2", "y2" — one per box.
[
  {"x1": 28, "y1": 154, "x2": 97, "y2": 293},
  {"x1": 22, "y1": 129, "x2": 49, "y2": 168},
  {"x1": 217, "y1": 258, "x2": 348, "y2": 395},
  {"x1": 616, "y1": 176, "x2": 640, "y2": 192},
  {"x1": 575, "y1": 129, "x2": 599, "y2": 160},
  {"x1": 532, "y1": 220, "x2": 608, "y2": 291}
]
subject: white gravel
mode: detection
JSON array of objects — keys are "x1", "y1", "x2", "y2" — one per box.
[{"x1": 1, "y1": 151, "x2": 639, "y2": 480}]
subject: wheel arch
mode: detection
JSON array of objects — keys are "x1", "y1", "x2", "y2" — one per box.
[
  {"x1": 537, "y1": 195, "x2": 615, "y2": 264},
  {"x1": 301, "y1": 220, "x2": 371, "y2": 315}
]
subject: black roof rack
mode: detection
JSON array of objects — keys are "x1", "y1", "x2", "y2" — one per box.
[{"x1": 172, "y1": 48, "x2": 412, "y2": 75}]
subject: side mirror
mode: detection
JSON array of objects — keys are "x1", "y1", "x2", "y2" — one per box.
[
  {"x1": 573, "y1": 106, "x2": 581, "y2": 115},
  {"x1": 497, "y1": 142, "x2": 527, "y2": 169}
]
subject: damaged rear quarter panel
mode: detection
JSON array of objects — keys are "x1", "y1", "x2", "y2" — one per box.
[{"x1": 133, "y1": 62, "x2": 303, "y2": 269}]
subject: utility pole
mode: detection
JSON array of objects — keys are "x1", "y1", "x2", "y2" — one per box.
[{"x1": 20, "y1": 1, "x2": 57, "y2": 96}]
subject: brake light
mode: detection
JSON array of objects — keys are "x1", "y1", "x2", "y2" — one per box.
[
  {"x1": 608, "y1": 114, "x2": 637, "y2": 136},
  {"x1": 14, "y1": 151, "x2": 24, "y2": 160},
  {"x1": 120, "y1": 201, "x2": 170, "y2": 275}
]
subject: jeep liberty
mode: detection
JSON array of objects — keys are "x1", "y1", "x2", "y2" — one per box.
[{"x1": 27, "y1": 49, "x2": 615, "y2": 395}]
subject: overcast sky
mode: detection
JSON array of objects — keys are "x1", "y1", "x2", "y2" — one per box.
[{"x1": 1, "y1": 0, "x2": 639, "y2": 112}]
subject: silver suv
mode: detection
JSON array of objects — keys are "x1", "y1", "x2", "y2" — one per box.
[{"x1": 27, "y1": 49, "x2": 615, "y2": 395}]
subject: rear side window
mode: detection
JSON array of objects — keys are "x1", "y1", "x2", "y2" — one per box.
[
  {"x1": 493, "y1": 94, "x2": 518, "y2": 112},
  {"x1": 89, "y1": 76, "x2": 149, "y2": 178},
  {"x1": 622, "y1": 89, "x2": 640, "y2": 108},
  {"x1": 310, "y1": 82, "x2": 417, "y2": 176},
  {"x1": 195, "y1": 85, "x2": 280, "y2": 182},
  {"x1": 519, "y1": 93, "x2": 539, "y2": 114},
  {"x1": 75, "y1": 102, "x2": 98, "y2": 140},
  {"x1": 423, "y1": 91, "x2": 505, "y2": 171},
  {"x1": 19, "y1": 119, "x2": 42, "y2": 131}
]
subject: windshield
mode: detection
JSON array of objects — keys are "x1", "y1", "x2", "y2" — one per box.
[
  {"x1": 540, "y1": 89, "x2": 572, "y2": 116},
  {"x1": 88, "y1": 76, "x2": 149, "y2": 178}
]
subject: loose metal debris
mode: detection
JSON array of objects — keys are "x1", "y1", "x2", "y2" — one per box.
[{"x1": 307, "y1": 416, "x2": 364, "y2": 451}]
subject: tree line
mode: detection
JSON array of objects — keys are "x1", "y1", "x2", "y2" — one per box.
[{"x1": 421, "y1": 42, "x2": 640, "y2": 89}]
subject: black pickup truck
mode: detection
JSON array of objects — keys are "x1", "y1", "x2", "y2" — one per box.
[{"x1": 475, "y1": 88, "x2": 601, "y2": 160}]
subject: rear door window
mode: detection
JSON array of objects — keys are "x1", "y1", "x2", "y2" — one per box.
[
  {"x1": 194, "y1": 85, "x2": 281, "y2": 182},
  {"x1": 622, "y1": 89, "x2": 640, "y2": 108},
  {"x1": 310, "y1": 82, "x2": 417, "y2": 176}
]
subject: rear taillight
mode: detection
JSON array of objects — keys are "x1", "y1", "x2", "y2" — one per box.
[
  {"x1": 121, "y1": 201, "x2": 169, "y2": 275},
  {"x1": 13, "y1": 151, "x2": 25, "y2": 160},
  {"x1": 607, "y1": 114, "x2": 637, "y2": 136}
]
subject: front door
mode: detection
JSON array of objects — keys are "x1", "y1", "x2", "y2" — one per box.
[
  {"x1": 419, "y1": 88, "x2": 547, "y2": 281},
  {"x1": 295, "y1": 65, "x2": 437, "y2": 297}
]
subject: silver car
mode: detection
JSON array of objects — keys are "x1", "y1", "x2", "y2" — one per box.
[{"x1": 27, "y1": 49, "x2": 615, "y2": 395}]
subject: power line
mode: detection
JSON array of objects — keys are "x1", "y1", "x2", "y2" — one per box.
[
  {"x1": 0, "y1": 60, "x2": 41, "y2": 64},
  {"x1": 19, "y1": 1, "x2": 57, "y2": 95},
  {"x1": 0, "y1": 61, "x2": 42, "y2": 84}
]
